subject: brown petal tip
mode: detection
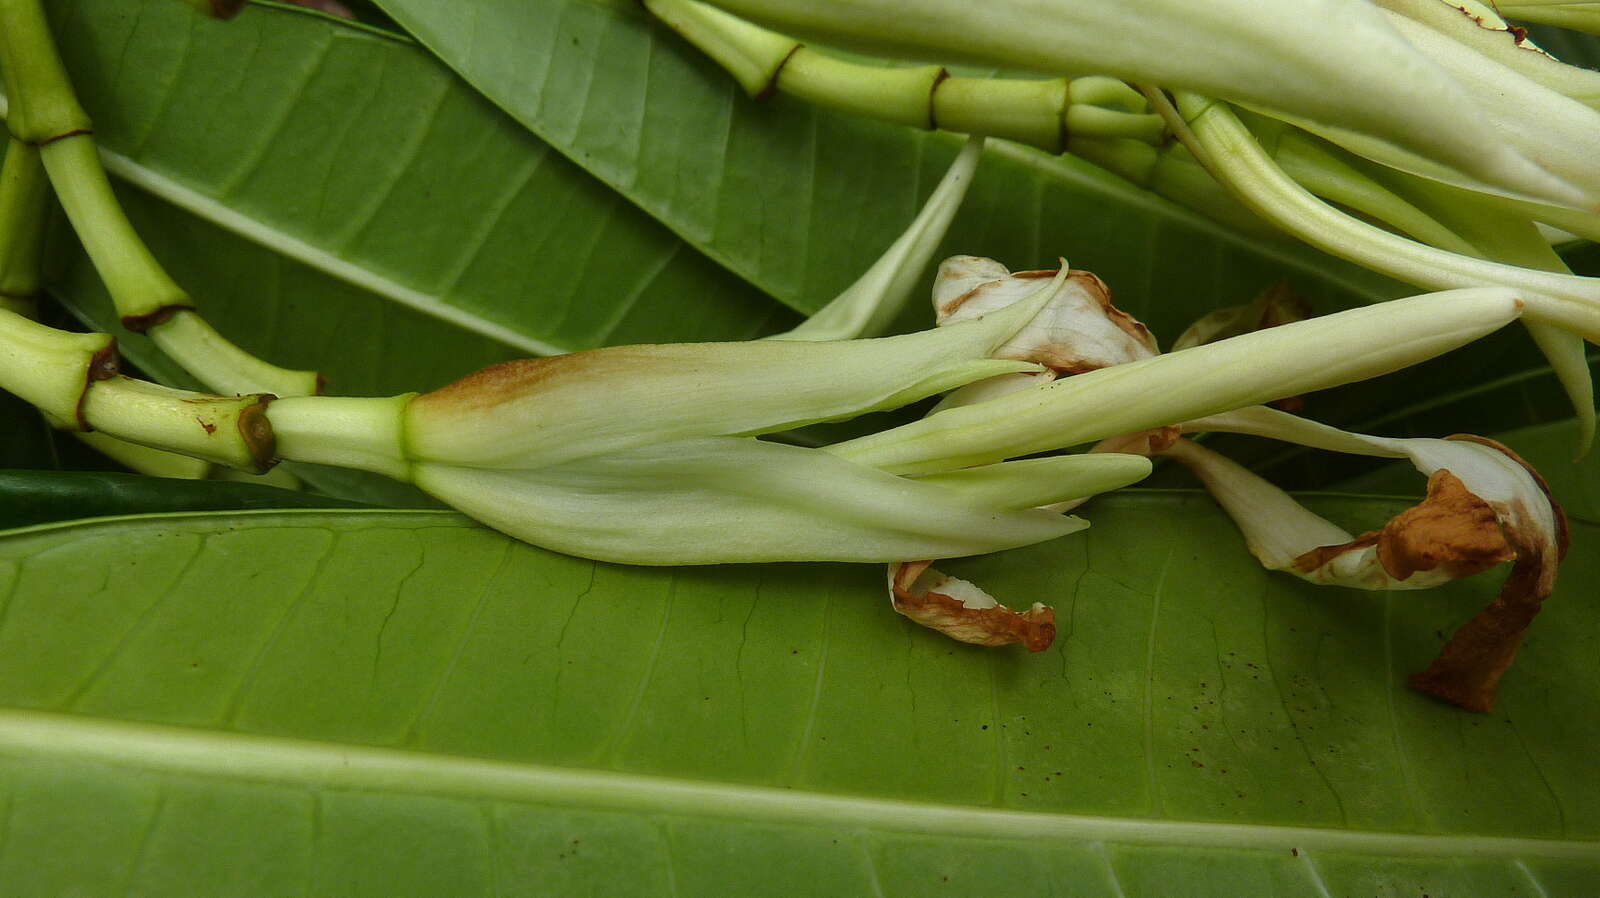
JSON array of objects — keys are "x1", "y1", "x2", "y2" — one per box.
[
  {"x1": 1289, "y1": 469, "x2": 1514, "y2": 584},
  {"x1": 890, "y1": 561, "x2": 1055, "y2": 652},
  {"x1": 1408, "y1": 438, "x2": 1568, "y2": 712}
]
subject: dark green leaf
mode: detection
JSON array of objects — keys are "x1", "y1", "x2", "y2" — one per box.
[{"x1": 0, "y1": 468, "x2": 372, "y2": 530}]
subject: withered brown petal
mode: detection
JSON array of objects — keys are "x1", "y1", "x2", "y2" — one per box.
[
  {"x1": 1409, "y1": 437, "x2": 1568, "y2": 712},
  {"x1": 1376, "y1": 469, "x2": 1515, "y2": 580},
  {"x1": 890, "y1": 561, "x2": 1056, "y2": 652},
  {"x1": 1289, "y1": 469, "x2": 1514, "y2": 582}
]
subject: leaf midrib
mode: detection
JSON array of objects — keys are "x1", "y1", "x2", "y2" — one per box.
[{"x1": 6, "y1": 708, "x2": 1594, "y2": 861}]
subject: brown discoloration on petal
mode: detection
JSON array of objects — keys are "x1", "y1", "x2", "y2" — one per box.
[
  {"x1": 1376, "y1": 470, "x2": 1515, "y2": 580},
  {"x1": 1446, "y1": 434, "x2": 1570, "y2": 560},
  {"x1": 890, "y1": 561, "x2": 1055, "y2": 652},
  {"x1": 1291, "y1": 531, "x2": 1379, "y2": 574},
  {"x1": 1289, "y1": 470, "x2": 1514, "y2": 583},
  {"x1": 1407, "y1": 526, "x2": 1550, "y2": 713},
  {"x1": 414, "y1": 348, "x2": 640, "y2": 417},
  {"x1": 1408, "y1": 436, "x2": 1568, "y2": 712},
  {"x1": 936, "y1": 261, "x2": 1157, "y2": 374}
]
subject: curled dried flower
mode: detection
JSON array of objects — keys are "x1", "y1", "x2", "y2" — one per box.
[
  {"x1": 933, "y1": 256, "x2": 1158, "y2": 373},
  {"x1": 1169, "y1": 407, "x2": 1568, "y2": 710},
  {"x1": 889, "y1": 561, "x2": 1056, "y2": 651}
]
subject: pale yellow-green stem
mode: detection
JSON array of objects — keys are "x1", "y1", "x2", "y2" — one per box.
[{"x1": 0, "y1": 0, "x2": 320, "y2": 398}]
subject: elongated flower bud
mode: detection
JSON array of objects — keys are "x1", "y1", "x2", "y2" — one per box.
[
  {"x1": 829, "y1": 288, "x2": 1525, "y2": 475},
  {"x1": 402, "y1": 278, "x2": 1058, "y2": 470}
]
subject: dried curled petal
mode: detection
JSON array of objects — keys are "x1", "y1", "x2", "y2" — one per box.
[
  {"x1": 932, "y1": 256, "x2": 1157, "y2": 373},
  {"x1": 1170, "y1": 409, "x2": 1569, "y2": 712},
  {"x1": 1407, "y1": 437, "x2": 1569, "y2": 712},
  {"x1": 1291, "y1": 469, "x2": 1515, "y2": 582},
  {"x1": 889, "y1": 561, "x2": 1055, "y2": 651}
]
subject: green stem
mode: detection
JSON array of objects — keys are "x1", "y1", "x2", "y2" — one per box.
[
  {"x1": 0, "y1": 0, "x2": 91, "y2": 144},
  {"x1": 1064, "y1": 136, "x2": 1272, "y2": 237},
  {"x1": 79, "y1": 375, "x2": 277, "y2": 473},
  {"x1": 0, "y1": 0, "x2": 321, "y2": 398},
  {"x1": 1257, "y1": 122, "x2": 1478, "y2": 257},
  {"x1": 147, "y1": 310, "x2": 322, "y2": 399},
  {"x1": 0, "y1": 138, "x2": 48, "y2": 300},
  {"x1": 39, "y1": 135, "x2": 192, "y2": 324},
  {"x1": 74, "y1": 430, "x2": 212, "y2": 479},
  {"x1": 645, "y1": 0, "x2": 1165, "y2": 152},
  {"x1": 264, "y1": 394, "x2": 414, "y2": 481},
  {"x1": 0, "y1": 305, "x2": 115, "y2": 428}
]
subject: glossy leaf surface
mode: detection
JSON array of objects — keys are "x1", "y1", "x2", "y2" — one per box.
[{"x1": 0, "y1": 497, "x2": 1594, "y2": 894}]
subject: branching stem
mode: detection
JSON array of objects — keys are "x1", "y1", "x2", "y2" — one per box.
[{"x1": 0, "y1": 0, "x2": 320, "y2": 398}]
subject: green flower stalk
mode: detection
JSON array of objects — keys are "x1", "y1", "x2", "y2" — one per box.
[
  {"x1": 645, "y1": 0, "x2": 1167, "y2": 154},
  {"x1": 699, "y1": 0, "x2": 1594, "y2": 210}
]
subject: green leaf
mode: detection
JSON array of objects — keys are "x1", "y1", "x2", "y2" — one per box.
[
  {"x1": 40, "y1": 0, "x2": 792, "y2": 371},
  {"x1": 0, "y1": 469, "x2": 372, "y2": 530},
  {"x1": 373, "y1": 0, "x2": 1402, "y2": 329},
  {"x1": 0, "y1": 496, "x2": 1594, "y2": 892}
]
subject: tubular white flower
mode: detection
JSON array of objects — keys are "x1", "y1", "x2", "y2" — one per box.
[
  {"x1": 402, "y1": 273, "x2": 1061, "y2": 471},
  {"x1": 409, "y1": 437, "x2": 1148, "y2": 565},
  {"x1": 828, "y1": 288, "x2": 1526, "y2": 475},
  {"x1": 1374, "y1": 0, "x2": 1600, "y2": 106}
]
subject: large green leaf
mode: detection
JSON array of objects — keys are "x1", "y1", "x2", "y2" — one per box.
[
  {"x1": 373, "y1": 0, "x2": 1403, "y2": 328},
  {"x1": 0, "y1": 497, "x2": 1594, "y2": 893},
  {"x1": 41, "y1": 0, "x2": 791, "y2": 369}
]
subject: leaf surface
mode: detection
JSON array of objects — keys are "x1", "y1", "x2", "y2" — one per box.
[
  {"x1": 40, "y1": 0, "x2": 790, "y2": 366},
  {"x1": 0, "y1": 496, "x2": 1594, "y2": 893}
]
